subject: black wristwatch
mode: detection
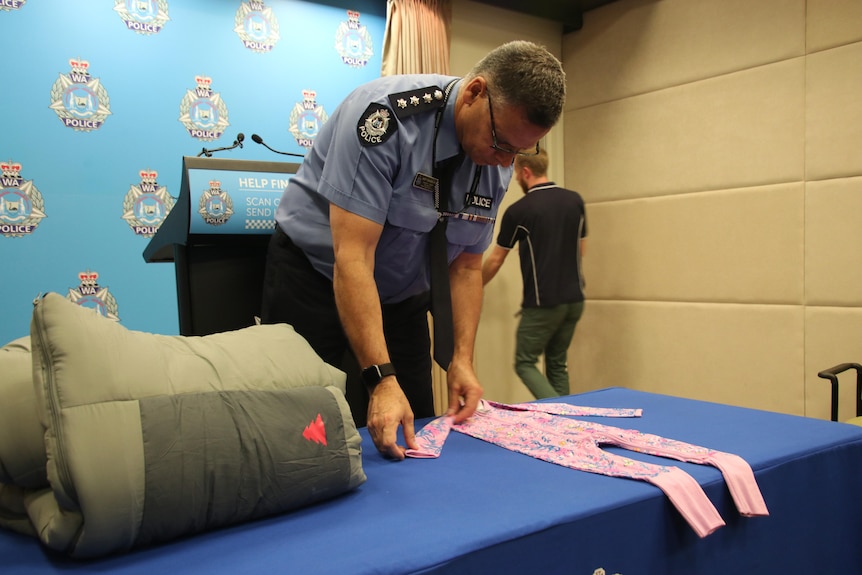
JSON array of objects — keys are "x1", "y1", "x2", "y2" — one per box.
[{"x1": 361, "y1": 362, "x2": 397, "y2": 390}]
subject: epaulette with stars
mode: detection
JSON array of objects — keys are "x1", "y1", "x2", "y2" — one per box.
[{"x1": 387, "y1": 86, "x2": 446, "y2": 120}]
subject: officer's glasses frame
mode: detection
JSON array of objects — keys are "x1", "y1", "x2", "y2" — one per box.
[{"x1": 487, "y1": 91, "x2": 540, "y2": 157}]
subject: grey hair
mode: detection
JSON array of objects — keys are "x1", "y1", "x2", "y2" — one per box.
[{"x1": 464, "y1": 40, "x2": 566, "y2": 129}]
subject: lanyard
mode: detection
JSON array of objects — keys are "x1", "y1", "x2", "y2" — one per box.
[{"x1": 431, "y1": 80, "x2": 482, "y2": 213}]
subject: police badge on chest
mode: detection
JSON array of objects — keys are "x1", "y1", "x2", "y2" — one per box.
[{"x1": 464, "y1": 193, "x2": 493, "y2": 210}]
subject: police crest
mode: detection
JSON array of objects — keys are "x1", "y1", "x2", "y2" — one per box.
[
  {"x1": 234, "y1": 0, "x2": 280, "y2": 53},
  {"x1": 197, "y1": 180, "x2": 233, "y2": 226},
  {"x1": 335, "y1": 10, "x2": 373, "y2": 68},
  {"x1": 0, "y1": 161, "x2": 47, "y2": 238},
  {"x1": 114, "y1": 0, "x2": 170, "y2": 35},
  {"x1": 178, "y1": 75, "x2": 230, "y2": 142},
  {"x1": 289, "y1": 90, "x2": 328, "y2": 149},
  {"x1": 121, "y1": 169, "x2": 174, "y2": 238},
  {"x1": 0, "y1": 0, "x2": 26, "y2": 12},
  {"x1": 49, "y1": 58, "x2": 112, "y2": 132},
  {"x1": 357, "y1": 104, "x2": 396, "y2": 147},
  {"x1": 67, "y1": 271, "x2": 120, "y2": 322}
]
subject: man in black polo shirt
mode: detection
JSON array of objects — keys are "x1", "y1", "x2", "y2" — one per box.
[{"x1": 482, "y1": 148, "x2": 587, "y2": 398}]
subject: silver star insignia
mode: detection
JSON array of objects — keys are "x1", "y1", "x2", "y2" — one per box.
[
  {"x1": 397, "y1": 98, "x2": 408, "y2": 109},
  {"x1": 423, "y1": 93, "x2": 433, "y2": 103},
  {"x1": 409, "y1": 95, "x2": 420, "y2": 106}
]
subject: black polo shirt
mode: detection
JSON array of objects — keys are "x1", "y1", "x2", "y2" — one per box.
[{"x1": 495, "y1": 182, "x2": 587, "y2": 308}]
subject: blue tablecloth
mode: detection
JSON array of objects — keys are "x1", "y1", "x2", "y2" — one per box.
[{"x1": 4, "y1": 387, "x2": 862, "y2": 574}]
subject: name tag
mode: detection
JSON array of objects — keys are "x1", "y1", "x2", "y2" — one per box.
[
  {"x1": 465, "y1": 193, "x2": 493, "y2": 210},
  {"x1": 412, "y1": 172, "x2": 438, "y2": 193}
]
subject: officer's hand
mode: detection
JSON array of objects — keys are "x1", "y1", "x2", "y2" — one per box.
[
  {"x1": 445, "y1": 359, "x2": 483, "y2": 424},
  {"x1": 366, "y1": 378, "x2": 416, "y2": 460}
]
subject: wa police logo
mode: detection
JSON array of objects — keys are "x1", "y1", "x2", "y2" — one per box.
[
  {"x1": 335, "y1": 10, "x2": 373, "y2": 68},
  {"x1": 234, "y1": 0, "x2": 279, "y2": 53},
  {"x1": 289, "y1": 90, "x2": 328, "y2": 148},
  {"x1": 357, "y1": 104, "x2": 396, "y2": 147},
  {"x1": 0, "y1": 0, "x2": 26, "y2": 11},
  {"x1": 179, "y1": 75, "x2": 230, "y2": 141},
  {"x1": 49, "y1": 58, "x2": 112, "y2": 132},
  {"x1": 0, "y1": 161, "x2": 47, "y2": 238},
  {"x1": 198, "y1": 180, "x2": 233, "y2": 226},
  {"x1": 67, "y1": 271, "x2": 120, "y2": 321},
  {"x1": 114, "y1": 0, "x2": 170, "y2": 35},
  {"x1": 121, "y1": 169, "x2": 174, "y2": 238}
]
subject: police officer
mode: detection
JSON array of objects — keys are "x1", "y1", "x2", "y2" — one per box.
[{"x1": 261, "y1": 40, "x2": 566, "y2": 459}]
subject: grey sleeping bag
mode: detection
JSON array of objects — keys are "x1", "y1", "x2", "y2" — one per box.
[{"x1": 0, "y1": 293, "x2": 365, "y2": 558}]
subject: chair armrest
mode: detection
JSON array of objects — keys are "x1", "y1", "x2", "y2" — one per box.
[{"x1": 818, "y1": 363, "x2": 862, "y2": 422}]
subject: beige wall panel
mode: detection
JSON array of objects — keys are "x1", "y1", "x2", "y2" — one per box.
[
  {"x1": 563, "y1": 0, "x2": 804, "y2": 108},
  {"x1": 807, "y1": 0, "x2": 862, "y2": 53},
  {"x1": 583, "y1": 183, "x2": 804, "y2": 304},
  {"x1": 451, "y1": 0, "x2": 562, "y2": 76},
  {"x1": 805, "y1": 177, "x2": 862, "y2": 306},
  {"x1": 451, "y1": 0, "x2": 565, "y2": 408},
  {"x1": 478, "y1": 178, "x2": 536, "y2": 406},
  {"x1": 567, "y1": 300, "x2": 804, "y2": 414},
  {"x1": 806, "y1": 42, "x2": 862, "y2": 181},
  {"x1": 804, "y1": 307, "x2": 862, "y2": 421},
  {"x1": 477, "y1": 260, "x2": 538, "y2": 405},
  {"x1": 565, "y1": 59, "x2": 805, "y2": 202}
]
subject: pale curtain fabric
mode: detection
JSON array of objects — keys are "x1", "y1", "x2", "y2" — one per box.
[
  {"x1": 382, "y1": 0, "x2": 453, "y2": 413},
  {"x1": 382, "y1": 0, "x2": 452, "y2": 75}
]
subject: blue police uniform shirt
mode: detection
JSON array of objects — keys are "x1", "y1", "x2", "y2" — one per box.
[{"x1": 275, "y1": 74, "x2": 513, "y2": 304}]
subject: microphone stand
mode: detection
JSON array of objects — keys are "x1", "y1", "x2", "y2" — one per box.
[{"x1": 198, "y1": 134, "x2": 245, "y2": 157}]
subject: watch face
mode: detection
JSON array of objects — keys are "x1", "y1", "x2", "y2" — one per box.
[
  {"x1": 362, "y1": 363, "x2": 396, "y2": 388},
  {"x1": 361, "y1": 365, "x2": 379, "y2": 387}
]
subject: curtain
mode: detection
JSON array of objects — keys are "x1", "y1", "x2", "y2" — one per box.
[
  {"x1": 382, "y1": 0, "x2": 452, "y2": 75},
  {"x1": 382, "y1": 0, "x2": 453, "y2": 414}
]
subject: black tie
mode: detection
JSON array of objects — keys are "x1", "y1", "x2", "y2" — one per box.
[{"x1": 429, "y1": 152, "x2": 464, "y2": 370}]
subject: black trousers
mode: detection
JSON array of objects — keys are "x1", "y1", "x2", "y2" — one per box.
[{"x1": 260, "y1": 226, "x2": 434, "y2": 427}]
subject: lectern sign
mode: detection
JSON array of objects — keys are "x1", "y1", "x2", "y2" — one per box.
[{"x1": 187, "y1": 167, "x2": 292, "y2": 234}]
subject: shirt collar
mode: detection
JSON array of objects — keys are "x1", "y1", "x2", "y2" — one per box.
[
  {"x1": 527, "y1": 181, "x2": 556, "y2": 193},
  {"x1": 437, "y1": 78, "x2": 463, "y2": 162}
]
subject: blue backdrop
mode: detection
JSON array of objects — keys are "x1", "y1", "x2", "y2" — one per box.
[{"x1": 0, "y1": 0, "x2": 385, "y2": 343}]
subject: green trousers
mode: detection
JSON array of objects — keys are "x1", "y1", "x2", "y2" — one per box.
[{"x1": 514, "y1": 301, "x2": 585, "y2": 399}]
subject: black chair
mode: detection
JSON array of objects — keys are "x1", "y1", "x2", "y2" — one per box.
[{"x1": 817, "y1": 363, "x2": 862, "y2": 425}]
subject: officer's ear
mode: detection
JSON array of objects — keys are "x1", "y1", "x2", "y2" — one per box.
[{"x1": 462, "y1": 77, "x2": 486, "y2": 105}]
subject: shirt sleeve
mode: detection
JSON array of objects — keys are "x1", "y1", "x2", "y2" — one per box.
[
  {"x1": 316, "y1": 92, "x2": 401, "y2": 226},
  {"x1": 495, "y1": 205, "x2": 520, "y2": 249}
]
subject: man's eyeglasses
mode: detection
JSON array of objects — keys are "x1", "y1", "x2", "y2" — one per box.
[{"x1": 487, "y1": 91, "x2": 540, "y2": 157}]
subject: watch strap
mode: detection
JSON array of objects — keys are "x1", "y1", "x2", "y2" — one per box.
[{"x1": 361, "y1": 362, "x2": 397, "y2": 390}]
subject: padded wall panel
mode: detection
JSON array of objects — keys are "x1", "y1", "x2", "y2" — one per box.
[
  {"x1": 805, "y1": 307, "x2": 862, "y2": 421},
  {"x1": 565, "y1": 59, "x2": 805, "y2": 202},
  {"x1": 564, "y1": 0, "x2": 804, "y2": 109},
  {"x1": 453, "y1": 0, "x2": 566, "y2": 406},
  {"x1": 805, "y1": 177, "x2": 862, "y2": 306},
  {"x1": 806, "y1": 42, "x2": 862, "y2": 181},
  {"x1": 477, "y1": 240, "x2": 536, "y2": 406},
  {"x1": 583, "y1": 183, "x2": 804, "y2": 304},
  {"x1": 567, "y1": 300, "x2": 804, "y2": 415},
  {"x1": 807, "y1": 0, "x2": 862, "y2": 53}
]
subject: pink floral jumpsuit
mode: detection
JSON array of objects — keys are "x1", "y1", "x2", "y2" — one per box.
[{"x1": 406, "y1": 400, "x2": 768, "y2": 538}]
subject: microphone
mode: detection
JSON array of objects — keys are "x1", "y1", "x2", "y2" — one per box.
[
  {"x1": 197, "y1": 133, "x2": 245, "y2": 157},
  {"x1": 251, "y1": 133, "x2": 305, "y2": 158}
]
